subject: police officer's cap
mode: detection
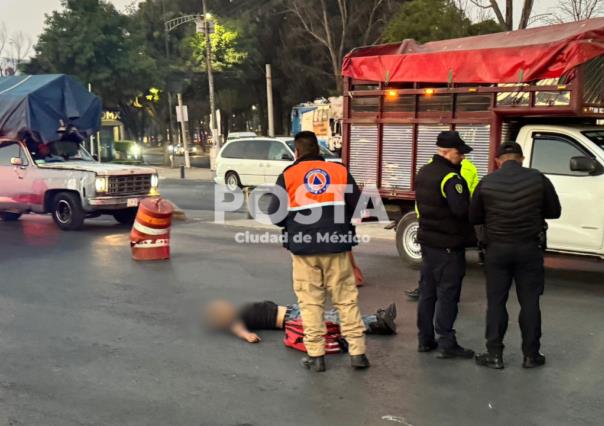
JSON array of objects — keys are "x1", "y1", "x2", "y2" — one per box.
[
  {"x1": 436, "y1": 131, "x2": 473, "y2": 154},
  {"x1": 496, "y1": 142, "x2": 524, "y2": 158}
]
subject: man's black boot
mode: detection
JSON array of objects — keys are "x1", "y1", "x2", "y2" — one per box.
[
  {"x1": 350, "y1": 354, "x2": 370, "y2": 369},
  {"x1": 405, "y1": 287, "x2": 420, "y2": 301},
  {"x1": 475, "y1": 352, "x2": 505, "y2": 369},
  {"x1": 523, "y1": 353, "x2": 546, "y2": 369},
  {"x1": 369, "y1": 305, "x2": 397, "y2": 335},
  {"x1": 418, "y1": 341, "x2": 438, "y2": 353},
  {"x1": 301, "y1": 355, "x2": 326, "y2": 372},
  {"x1": 438, "y1": 344, "x2": 475, "y2": 359}
]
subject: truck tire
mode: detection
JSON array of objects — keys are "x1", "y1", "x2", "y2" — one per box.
[
  {"x1": 225, "y1": 171, "x2": 241, "y2": 192},
  {"x1": 51, "y1": 192, "x2": 85, "y2": 231},
  {"x1": 113, "y1": 208, "x2": 138, "y2": 225},
  {"x1": 0, "y1": 212, "x2": 22, "y2": 221},
  {"x1": 396, "y1": 212, "x2": 422, "y2": 267}
]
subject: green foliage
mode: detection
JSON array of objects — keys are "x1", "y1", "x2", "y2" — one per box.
[
  {"x1": 188, "y1": 22, "x2": 247, "y2": 72},
  {"x1": 382, "y1": 0, "x2": 501, "y2": 43},
  {"x1": 24, "y1": 0, "x2": 156, "y2": 108}
]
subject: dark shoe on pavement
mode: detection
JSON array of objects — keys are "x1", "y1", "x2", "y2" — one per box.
[
  {"x1": 301, "y1": 355, "x2": 326, "y2": 372},
  {"x1": 405, "y1": 287, "x2": 420, "y2": 301},
  {"x1": 475, "y1": 352, "x2": 505, "y2": 369},
  {"x1": 418, "y1": 341, "x2": 438, "y2": 353},
  {"x1": 438, "y1": 344, "x2": 475, "y2": 359},
  {"x1": 385, "y1": 303, "x2": 397, "y2": 319},
  {"x1": 350, "y1": 354, "x2": 370, "y2": 369},
  {"x1": 370, "y1": 305, "x2": 397, "y2": 335},
  {"x1": 523, "y1": 353, "x2": 546, "y2": 369}
]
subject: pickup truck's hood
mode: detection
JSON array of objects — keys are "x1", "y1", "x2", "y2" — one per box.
[{"x1": 38, "y1": 161, "x2": 157, "y2": 176}]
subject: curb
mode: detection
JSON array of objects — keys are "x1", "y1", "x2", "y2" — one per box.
[{"x1": 166, "y1": 200, "x2": 187, "y2": 221}]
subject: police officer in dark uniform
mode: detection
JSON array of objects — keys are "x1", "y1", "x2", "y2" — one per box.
[
  {"x1": 471, "y1": 142, "x2": 561, "y2": 369},
  {"x1": 415, "y1": 131, "x2": 475, "y2": 359}
]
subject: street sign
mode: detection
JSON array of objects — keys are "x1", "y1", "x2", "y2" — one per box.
[
  {"x1": 176, "y1": 105, "x2": 189, "y2": 123},
  {"x1": 195, "y1": 18, "x2": 215, "y2": 34}
]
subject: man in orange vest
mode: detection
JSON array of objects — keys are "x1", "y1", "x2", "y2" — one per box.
[{"x1": 268, "y1": 131, "x2": 369, "y2": 372}]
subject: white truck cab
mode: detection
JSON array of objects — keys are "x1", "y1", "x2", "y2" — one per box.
[
  {"x1": 0, "y1": 138, "x2": 159, "y2": 230},
  {"x1": 515, "y1": 125, "x2": 604, "y2": 257}
]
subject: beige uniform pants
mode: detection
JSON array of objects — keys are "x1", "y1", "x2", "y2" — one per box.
[{"x1": 291, "y1": 252, "x2": 366, "y2": 357}]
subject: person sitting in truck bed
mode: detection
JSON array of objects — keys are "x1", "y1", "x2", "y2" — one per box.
[{"x1": 204, "y1": 299, "x2": 397, "y2": 343}]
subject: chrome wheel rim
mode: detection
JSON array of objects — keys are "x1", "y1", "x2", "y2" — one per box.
[
  {"x1": 402, "y1": 222, "x2": 422, "y2": 260},
  {"x1": 56, "y1": 200, "x2": 72, "y2": 224},
  {"x1": 226, "y1": 175, "x2": 238, "y2": 191}
]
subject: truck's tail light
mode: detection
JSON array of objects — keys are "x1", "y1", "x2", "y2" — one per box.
[{"x1": 424, "y1": 88, "x2": 435, "y2": 96}]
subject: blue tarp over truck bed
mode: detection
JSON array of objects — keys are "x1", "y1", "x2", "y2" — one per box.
[{"x1": 0, "y1": 74, "x2": 102, "y2": 142}]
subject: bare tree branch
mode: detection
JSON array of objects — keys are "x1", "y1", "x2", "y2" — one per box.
[
  {"x1": 519, "y1": 0, "x2": 535, "y2": 29},
  {"x1": 9, "y1": 31, "x2": 32, "y2": 68}
]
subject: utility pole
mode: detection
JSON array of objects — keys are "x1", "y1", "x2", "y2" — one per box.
[
  {"x1": 177, "y1": 93, "x2": 191, "y2": 168},
  {"x1": 266, "y1": 64, "x2": 275, "y2": 137},
  {"x1": 202, "y1": 0, "x2": 218, "y2": 147}
]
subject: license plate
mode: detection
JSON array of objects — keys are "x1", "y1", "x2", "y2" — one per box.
[{"x1": 127, "y1": 198, "x2": 139, "y2": 207}]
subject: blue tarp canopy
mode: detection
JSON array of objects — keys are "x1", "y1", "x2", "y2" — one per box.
[{"x1": 0, "y1": 74, "x2": 102, "y2": 143}]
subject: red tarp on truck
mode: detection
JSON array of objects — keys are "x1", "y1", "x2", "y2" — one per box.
[{"x1": 342, "y1": 18, "x2": 604, "y2": 84}]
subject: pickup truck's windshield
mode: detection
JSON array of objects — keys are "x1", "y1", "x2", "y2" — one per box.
[
  {"x1": 36, "y1": 141, "x2": 94, "y2": 164},
  {"x1": 582, "y1": 131, "x2": 604, "y2": 151}
]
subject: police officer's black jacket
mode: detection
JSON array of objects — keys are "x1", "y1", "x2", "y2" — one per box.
[
  {"x1": 268, "y1": 154, "x2": 361, "y2": 255},
  {"x1": 470, "y1": 160, "x2": 561, "y2": 244},
  {"x1": 415, "y1": 155, "x2": 473, "y2": 249}
]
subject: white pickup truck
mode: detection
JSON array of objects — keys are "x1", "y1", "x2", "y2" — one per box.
[
  {"x1": 513, "y1": 124, "x2": 604, "y2": 257},
  {"x1": 393, "y1": 124, "x2": 604, "y2": 263},
  {"x1": 0, "y1": 138, "x2": 159, "y2": 230}
]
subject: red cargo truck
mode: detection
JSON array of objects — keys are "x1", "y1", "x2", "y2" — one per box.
[{"x1": 341, "y1": 19, "x2": 604, "y2": 265}]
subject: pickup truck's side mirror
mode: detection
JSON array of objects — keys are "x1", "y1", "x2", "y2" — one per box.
[
  {"x1": 281, "y1": 153, "x2": 294, "y2": 161},
  {"x1": 10, "y1": 157, "x2": 23, "y2": 166},
  {"x1": 570, "y1": 156, "x2": 598, "y2": 173}
]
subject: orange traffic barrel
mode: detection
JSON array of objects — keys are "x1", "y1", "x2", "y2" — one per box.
[{"x1": 130, "y1": 198, "x2": 174, "y2": 261}]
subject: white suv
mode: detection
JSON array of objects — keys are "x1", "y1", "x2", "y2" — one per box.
[{"x1": 214, "y1": 137, "x2": 340, "y2": 191}]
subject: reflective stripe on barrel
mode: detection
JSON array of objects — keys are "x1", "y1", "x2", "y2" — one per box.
[{"x1": 130, "y1": 198, "x2": 174, "y2": 261}]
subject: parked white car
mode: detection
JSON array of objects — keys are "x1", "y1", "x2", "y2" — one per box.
[
  {"x1": 214, "y1": 137, "x2": 340, "y2": 191},
  {"x1": 0, "y1": 138, "x2": 159, "y2": 230},
  {"x1": 226, "y1": 131, "x2": 257, "y2": 143}
]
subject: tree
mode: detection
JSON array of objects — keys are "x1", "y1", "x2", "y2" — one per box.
[
  {"x1": 383, "y1": 0, "x2": 502, "y2": 43},
  {"x1": 548, "y1": 0, "x2": 604, "y2": 23},
  {"x1": 24, "y1": 0, "x2": 157, "y2": 108},
  {"x1": 285, "y1": 0, "x2": 404, "y2": 92},
  {"x1": 8, "y1": 31, "x2": 32, "y2": 69},
  {"x1": 188, "y1": 21, "x2": 247, "y2": 72},
  {"x1": 469, "y1": 0, "x2": 535, "y2": 30}
]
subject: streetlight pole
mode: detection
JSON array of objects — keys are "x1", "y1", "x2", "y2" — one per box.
[
  {"x1": 162, "y1": 0, "x2": 176, "y2": 167},
  {"x1": 202, "y1": 0, "x2": 218, "y2": 147}
]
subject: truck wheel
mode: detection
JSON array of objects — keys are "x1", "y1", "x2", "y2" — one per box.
[
  {"x1": 225, "y1": 171, "x2": 241, "y2": 192},
  {"x1": 113, "y1": 208, "x2": 138, "y2": 225},
  {"x1": 396, "y1": 212, "x2": 422, "y2": 267},
  {"x1": 52, "y1": 192, "x2": 85, "y2": 231},
  {"x1": 0, "y1": 212, "x2": 22, "y2": 221}
]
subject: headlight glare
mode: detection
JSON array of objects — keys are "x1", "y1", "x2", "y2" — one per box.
[
  {"x1": 95, "y1": 176, "x2": 108, "y2": 193},
  {"x1": 151, "y1": 174, "x2": 159, "y2": 188}
]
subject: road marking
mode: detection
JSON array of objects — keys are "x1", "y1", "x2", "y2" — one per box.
[{"x1": 382, "y1": 415, "x2": 413, "y2": 425}]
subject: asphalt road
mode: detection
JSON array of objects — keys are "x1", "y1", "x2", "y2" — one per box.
[{"x1": 1, "y1": 182, "x2": 603, "y2": 425}]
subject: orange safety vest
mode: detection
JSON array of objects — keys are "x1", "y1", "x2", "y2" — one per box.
[{"x1": 283, "y1": 160, "x2": 348, "y2": 212}]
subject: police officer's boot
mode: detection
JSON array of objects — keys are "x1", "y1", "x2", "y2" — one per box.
[
  {"x1": 301, "y1": 355, "x2": 326, "y2": 372},
  {"x1": 475, "y1": 352, "x2": 504, "y2": 369},
  {"x1": 522, "y1": 353, "x2": 546, "y2": 369},
  {"x1": 350, "y1": 354, "x2": 370, "y2": 369}
]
